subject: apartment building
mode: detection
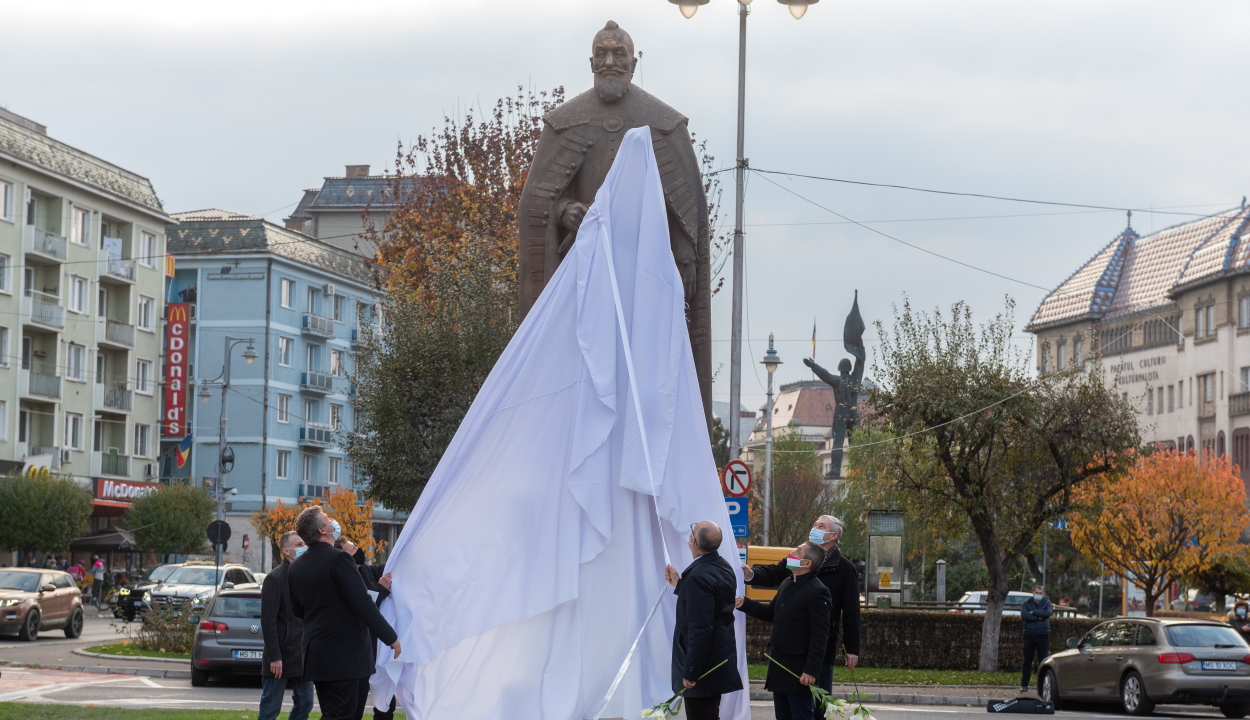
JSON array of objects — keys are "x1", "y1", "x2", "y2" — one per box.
[{"x1": 0, "y1": 108, "x2": 169, "y2": 536}]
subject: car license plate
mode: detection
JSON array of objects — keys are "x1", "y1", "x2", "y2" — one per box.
[
  {"x1": 233, "y1": 650, "x2": 262, "y2": 660},
  {"x1": 1203, "y1": 661, "x2": 1238, "y2": 671}
]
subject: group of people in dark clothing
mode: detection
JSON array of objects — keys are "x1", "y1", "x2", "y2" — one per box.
[
  {"x1": 668, "y1": 514, "x2": 862, "y2": 720},
  {"x1": 258, "y1": 506, "x2": 400, "y2": 720}
]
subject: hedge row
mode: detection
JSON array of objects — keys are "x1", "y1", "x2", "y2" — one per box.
[{"x1": 746, "y1": 610, "x2": 1103, "y2": 671}]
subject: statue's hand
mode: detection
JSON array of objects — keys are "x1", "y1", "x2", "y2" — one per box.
[
  {"x1": 803, "y1": 357, "x2": 815, "y2": 369},
  {"x1": 561, "y1": 203, "x2": 589, "y2": 232}
]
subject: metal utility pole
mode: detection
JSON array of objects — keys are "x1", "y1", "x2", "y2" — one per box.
[
  {"x1": 760, "y1": 334, "x2": 781, "y2": 545},
  {"x1": 727, "y1": 0, "x2": 748, "y2": 462},
  {"x1": 200, "y1": 336, "x2": 257, "y2": 576}
]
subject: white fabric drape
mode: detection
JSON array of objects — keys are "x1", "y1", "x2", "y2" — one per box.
[{"x1": 370, "y1": 126, "x2": 749, "y2": 720}]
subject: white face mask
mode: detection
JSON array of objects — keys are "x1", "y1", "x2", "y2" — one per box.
[
  {"x1": 329, "y1": 519, "x2": 342, "y2": 540},
  {"x1": 293, "y1": 545, "x2": 307, "y2": 559}
]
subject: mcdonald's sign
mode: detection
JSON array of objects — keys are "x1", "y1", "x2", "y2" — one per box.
[{"x1": 164, "y1": 303, "x2": 190, "y2": 437}]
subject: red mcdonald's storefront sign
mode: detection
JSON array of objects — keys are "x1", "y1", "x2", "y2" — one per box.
[{"x1": 164, "y1": 303, "x2": 189, "y2": 437}]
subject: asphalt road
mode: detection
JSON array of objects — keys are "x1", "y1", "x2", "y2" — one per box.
[
  {"x1": 0, "y1": 612, "x2": 187, "y2": 673},
  {"x1": 0, "y1": 664, "x2": 1234, "y2": 719}
]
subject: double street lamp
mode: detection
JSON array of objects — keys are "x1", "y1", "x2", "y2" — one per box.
[
  {"x1": 760, "y1": 334, "x2": 782, "y2": 545},
  {"x1": 667, "y1": 0, "x2": 819, "y2": 464},
  {"x1": 197, "y1": 336, "x2": 259, "y2": 568}
]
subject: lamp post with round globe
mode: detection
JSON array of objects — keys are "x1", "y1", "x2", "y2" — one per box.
[
  {"x1": 760, "y1": 333, "x2": 782, "y2": 545},
  {"x1": 667, "y1": 0, "x2": 817, "y2": 469},
  {"x1": 197, "y1": 336, "x2": 259, "y2": 567}
]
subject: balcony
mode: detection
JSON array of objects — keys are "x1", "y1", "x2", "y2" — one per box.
[
  {"x1": 351, "y1": 327, "x2": 380, "y2": 345},
  {"x1": 28, "y1": 445, "x2": 58, "y2": 458},
  {"x1": 27, "y1": 290, "x2": 64, "y2": 329},
  {"x1": 25, "y1": 227, "x2": 67, "y2": 262},
  {"x1": 103, "y1": 257, "x2": 136, "y2": 283},
  {"x1": 299, "y1": 423, "x2": 335, "y2": 448},
  {"x1": 102, "y1": 319, "x2": 135, "y2": 348},
  {"x1": 300, "y1": 370, "x2": 333, "y2": 395},
  {"x1": 103, "y1": 385, "x2": 133, "y2": 412},
  {"x1": 1232, "y1": 392, "x2": 1250, "y2": 417},
  {"x1": 299, "y1": 483, "x2": 332, "y2": 500},
  {"x1": 100, "y1": 451, "x2": 130, "y2": 477},
  {"x1": 27, "y1": 370, "x2": 61, "y2": 399},
  {"x1": 302, "y1": 313, "x2": 335, "y2": 338}
]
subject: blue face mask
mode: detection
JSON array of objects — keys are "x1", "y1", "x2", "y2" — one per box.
[
  {"x1": 293, "y1": 546, "x2": 307, "y2": 559},
  {"x1": 1033, "y1": 594, "x2": 1043, "y2": 602},
  {"x1": 1238, "y1": 608, "x2": 1247, "y2": 618},
  {"x1": 808, "y1": 528, "x2": 828, "y2": 544},
  {"x1": 329, "y1": 519, "x2": 342, "y2": 540}
]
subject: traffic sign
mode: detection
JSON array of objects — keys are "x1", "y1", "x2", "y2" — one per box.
[
  {"x1": 242, "y1": 534, "x2": 250, "y2": 551},
  {"x1": 721, "y1": 460, "x2": 752, "y2": 497},
  {"x1": 724, "y1": 496, "x2": 748, "y2": 538},
  {"x1": 207, "y1": 520, "x2": 232, "y2": 545}
]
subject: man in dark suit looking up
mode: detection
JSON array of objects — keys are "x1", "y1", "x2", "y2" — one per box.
[
  {"x1": 259, "y1": 531, "x2": 313, "y2": 720},
  {"x1": 663, "y1": 520, "x2": 742, "y2": 720},
  {"x1": 736, "y1": 542, "x2": 831, "y2": 720},
  {"x1": 288, "y1": 506, "x2": 400, "y2": 720},
  {"x1": 742, "y1": 514, "x2": 860, "y2": 691}
]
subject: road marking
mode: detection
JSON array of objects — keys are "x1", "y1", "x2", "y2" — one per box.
[
  {"x1": 0, "y1": 676, "x2": 131, "y2": 703},
  {"x1": 138, "y1": 676, "x2": 164, "y2": 688}
]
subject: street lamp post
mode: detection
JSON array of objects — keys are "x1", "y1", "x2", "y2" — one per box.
[
  {"x1": 760, "y1": 333, "x2": 782, "y2": 545},
  {"x1": 198, "y1": 336, "x2": 259, "y2": 569},
  {"x1": 668, "y1": 0, "x2": 818, "y2": 463}
]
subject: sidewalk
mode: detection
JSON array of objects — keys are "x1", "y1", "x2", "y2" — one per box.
[{"x1": 749, "y1": 680, "x2": 1021, "y2": 706}]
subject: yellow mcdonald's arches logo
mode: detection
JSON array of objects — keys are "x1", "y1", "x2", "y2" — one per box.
[
  {"x1": 168, "y1": 305, "x2": 188, "y2": 322},
  {"x1": 25, "y1": 466, "x2": 50, "y2": 479}
]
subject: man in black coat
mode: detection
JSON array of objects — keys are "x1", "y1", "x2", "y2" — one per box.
[
  {"x1": 664, "y1": 520, "x2": 742, "y2": 720},
  {"x1": 737, "y1": 542, "x2": 831, "y2": 720},
  {"x1": 743, "y1": 514, "x2": 860, "y2": 691},
  {"x1": 288, "y1": 507, "x2": 401, "y2": 720},
  {"x1": 259, "y1": 531, "x2": 314, "y2": 720}
]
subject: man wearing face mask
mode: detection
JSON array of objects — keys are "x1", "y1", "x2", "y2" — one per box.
[
  {"x1": 1020, "y1": 585, "x2": 1052, "y2": 694},
  {"x1": 1228, "y1": 600, "x2": 1250, "y2": 644},
  {"x1": 288, "y1": 507, "x2": 400, "y2": 720},
  {"x1": 735, "y1": 542, "x2": 830, "y2": 720},
  {"x1": 259, "y1": 531, "x2": 313, "y2": 720},
  {"x1": 742, "y1": 515, "x2": 861, "y2": 692}
]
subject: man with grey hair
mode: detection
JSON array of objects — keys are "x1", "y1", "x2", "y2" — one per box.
[
  {"x1": 742, "y1": 515, "x2": 861, "y2": 693},
  {"x1": 259, "y1": 531, "x2": 312, "y2": 720},
  {"x1": 664, "y1": 520, "x2": 742, "y2": 720}
]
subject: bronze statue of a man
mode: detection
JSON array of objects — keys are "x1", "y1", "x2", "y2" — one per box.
[
  {"x1": 518, "y1": 21, "x2": 712, "y2": 424},
  {"x1": 804, "y1": 291, "x2": 867, "y2": 479}
]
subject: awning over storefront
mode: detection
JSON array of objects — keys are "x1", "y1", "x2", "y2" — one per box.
[{"x1": 69, "y1": 525, "x2": 135, "y2": 551}]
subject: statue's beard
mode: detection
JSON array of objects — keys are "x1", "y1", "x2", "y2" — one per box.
[{"x1": 595, "y1": 74, "x2": 629, "y2": 103}]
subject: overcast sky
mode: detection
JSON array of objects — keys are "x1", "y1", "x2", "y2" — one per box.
[{"x1": 5, "y1": 0, "x2": 1249, "y2": 415}]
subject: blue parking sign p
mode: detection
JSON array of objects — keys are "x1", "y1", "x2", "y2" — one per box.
[{"x1": 724, "y1": 497, "x2": 748, "y2": 538}]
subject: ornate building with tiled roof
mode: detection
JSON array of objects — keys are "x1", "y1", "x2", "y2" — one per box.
[{"x1": 1028, "y1": 204, "x2": 1250, "y2": 484}]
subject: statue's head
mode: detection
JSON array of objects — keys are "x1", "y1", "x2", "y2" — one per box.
[
  {"x1": 590, "y1": 21, "x2": 636, "y2": 104},
  {"x1": 838, "y1": 358, "x2": 852, "y2": 375}
]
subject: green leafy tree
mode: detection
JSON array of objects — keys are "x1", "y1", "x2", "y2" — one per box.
[
  {"x1": 711, "y1": 417, "x2": 731, "y2": 469},
  {"x1": 860, "y1": 297, "x2": 1138, "y2": 670},
  {"x1": 747, "y1": 427, "x2": 833, "y2": 547},
  {"x1": 0, "y1": 472, "x2": 92, "y2": 554},
  {"x1": 1186, "y1": 549, "x2": 1250, "y2": 615},
  {"x1": 129, "y1": 482, "x2": 215, "y2": 556}
]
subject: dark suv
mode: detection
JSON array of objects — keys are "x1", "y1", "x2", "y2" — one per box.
[
  {"x1": 190, "y1": 586, "x2": 264, "y2": 686},
  {"x1": 115, "y1": 563, "x2": 183, "y2": 621}
]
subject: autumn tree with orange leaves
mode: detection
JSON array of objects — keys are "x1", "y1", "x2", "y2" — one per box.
[
  {"x1": 250, "y1": 487, "x2": 386, "y2": 567},
  {"x1": 1071, "y1": 449, "x2": 1249, "y2": 617}
]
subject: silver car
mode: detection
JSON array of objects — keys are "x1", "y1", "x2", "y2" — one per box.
[
  {"x1": 189, "y1": 587, "x2": 265, "y2": 687},
  {"x1": 1039, "y1": 617, "x2": 1250, "y2": 717}
]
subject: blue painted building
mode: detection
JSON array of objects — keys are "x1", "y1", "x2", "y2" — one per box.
[{"x1": 162, "y1": 209, "x2": 396, "y2": 571}]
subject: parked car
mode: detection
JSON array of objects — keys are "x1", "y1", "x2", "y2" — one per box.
[
  {"x1": 1039, "y1": 617, "x2": 1250, "y2": 717},
  {"x1": 953, "y1": 591, "x2": 1034, "y2": 613},
  {"x1": 0, "y1": 568, "x2": 84, "y2": 641},
  {"x1": 115, "y1": 563, "x2": 184, "y2": 621},
  {"x1": 148, "y1": 562, "x2": 257, "y2": 608},
  {"x1": 190, "y1": 586, "x2": 264, "y2": 686}
]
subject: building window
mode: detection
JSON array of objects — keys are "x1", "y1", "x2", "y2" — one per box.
[
  {"x1": 303, "y1": 455, "x2": 313, "y2": 483},
  {"x1": 329, "y1": 457, "x2": 341, "y2": 485},
  {"x1": 1073, "y1": 337, "x2": 1083, "y2": 366},
  {"x1": 1235, "y1": 429, "x2": 1250, "y2": 483},
  {"x1": 137, "y1": 296, "x2": 155, "y2": 331},
  {"x1": 65, "y1": 413, "x2": 83, "y2": 451},
  {"x1": 136, "y1": 359, "x2": 153, "y2": 395},
  {"x1": 333, "y1": 296, "x2": 344, "y2": 322},
  {"x1": 134, "y1": 424, "x2": 151, "y2": 458},
  {"x1": 278, "y1": 337, "x2": 293, "y2": 366},
  {"x1": 307, "y1": 287, "x2": 318, "y2": 314},
  {"x1": 306, "y1": 344, "x2": 318, "y2": 370},
  {"x1": 139, "y1": 231, "x2": 157, "y2": 268},
  {"x1": 330, "y1": 403, "x2": 343, "y2": 429},
  {"x1": 66, "y1": 343, "x2": 85, "y2": 381},
  {"x1": 1178, "y1": 379, "x2": 1184, "y2": 407},
  {"x1": 1168, "y1": 385, "x2": 1175, "y2": 412},
  {"x1": 331, "y1": 349, "x2": 345, "y2": 377},
  {"x1": 305, "y1": 399, "x2": 316, "y2": 424},
  {"x1": 1056, "y1": 341, "x2": 1067, "y2": 372},
  {"x1": 1243, "y1": 368, "x2": 1250, "y2": 393},
  {"x1": 0, "y1": 254, "x2": 9, "y2": 294},
  {"x1": 1197, "y1": 304, "x2": 1216, "y2": 338},
  {"x1": 280, "y1": 278, "x2": 294, "y2": 309},
  {"x1": 1157, "y1": 387, "x2": 1164, "y2": 416},
  {"x1": 1147, "y1": 389, "x2": 1154, "y2": 415},
  {"x1": 277, "y1": 450, "x2": 290, "y2": 479},
  {"x1": 0, "y1": 400, "x2": 7, "y2": 441},
  {"x1": 1241, "y1": 297, "x2": 1250, "y2": 329},
  {"x1": 68, "y1": 276, "x2": 89, "y2": 314},
  {"x1": 277, "y1": 394, "x2": 291, "y2": 423},
  {"x1": 0, "y1": 327, "x2": 9, "y2": 367},
  {"x1": 0, "y1": 181, "x2": 13, "y2": 222},
  {"x1": 70, "y1": 207, "x2": 91, "y2": 246},
  {"x1": 1041, "y1": 346, "x2": 1051, "y2": 374}
]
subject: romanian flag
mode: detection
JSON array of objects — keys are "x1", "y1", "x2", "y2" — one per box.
[
  {"x1": 812, "y1": 319, "x2": 817, "y2": 359},
  {"x1": 175, "y1": 434, "x2": 193, "y2": 468}
]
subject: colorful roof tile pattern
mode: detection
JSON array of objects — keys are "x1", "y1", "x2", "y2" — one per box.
[{"x1": 1030, "y1": 206, "x2": 1250, "y2": 330}]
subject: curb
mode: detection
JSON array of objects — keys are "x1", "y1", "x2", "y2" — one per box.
[
  {"x1": 0, "y1": 660, "x2": 191, "y2": 679},
  {"x1": 746, "y1": 682, "x2": 1018, "y2": 706},
  {"x1": 72, "y1": 647, "x2": 191, "y2": 665}
]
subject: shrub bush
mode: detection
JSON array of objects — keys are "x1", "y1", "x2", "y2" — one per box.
[
  {"x1": 747, "y1": 610, "x2": 1103, "y2": 671},
  {"x1": 117, "y1": 603, "x2": 197, "y2": 654}
]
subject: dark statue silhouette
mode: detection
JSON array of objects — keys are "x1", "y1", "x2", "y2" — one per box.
[{"x1": 803, "y1": 291, "x2": 866, "y2": 479}]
